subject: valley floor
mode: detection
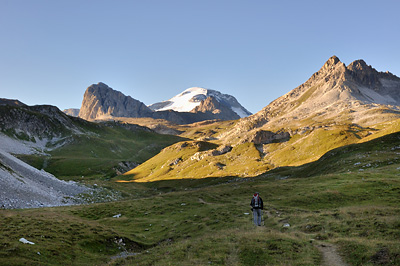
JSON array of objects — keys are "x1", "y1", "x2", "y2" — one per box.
[
  {"x1": 1, "y1": 164, "x2": 399, "y2": 265},
  {"x1": 1, "y1": 132, "x2": 400, "y2": 265}
]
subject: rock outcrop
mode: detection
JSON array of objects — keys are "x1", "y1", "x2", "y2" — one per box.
[
  {"x1": 78, "y1": 83, "x2": 153, "y2": 121},
  {"x1": 243, "y1": 130, "x2": 290, "y2": 145},
  {"x1": 191, "y1": 96, "x2": 240, "y2": 120}
]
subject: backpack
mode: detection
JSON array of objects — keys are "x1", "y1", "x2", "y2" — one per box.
[{"x1": 253, "y1": 193, "x2": 260, "y2": 208}]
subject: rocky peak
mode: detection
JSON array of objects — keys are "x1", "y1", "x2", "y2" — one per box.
[
  {"x1": 347, "y1": 59, "x2": 368, "y2": 71},
  {"x1": 191, "y1": 96, "x2": 240, "y2": 120},
  {"x1": 317, "y1": 55, "x2": 343, "y2": 73},
  {"x1": 325, "y1": 55, "x2": 341, "y2": 67},
  {"x1": 78, "y1": 83, "x2": 153, "y2": 121},
  {"x1": 192, "y1": 96, "x2": 220, "y2": 113},
  {"x1": 222, "y1": 56, "x2": 400, "y2": 144},
  {"x1": 346, "y1": 60, "x2": 381, "y2": 89}
]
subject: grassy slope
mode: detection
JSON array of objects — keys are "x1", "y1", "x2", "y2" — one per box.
[
  {"x1": 19, "y1": 123, "x2": 185, "y2": 183},
  {"x1": 1, "y1": 104, "x2": 185, "y2": 184},
  {"x1": 121, "y1": 119, "x2": 400, "y2": 182},
  {"x1": 121, "y1": 141, "x2": 268, "y2": 182},
  {"x1": 1, "y1": 131, "x2": 399, "y2": 265}
]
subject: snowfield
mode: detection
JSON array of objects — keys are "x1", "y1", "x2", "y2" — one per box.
[
  {"x1": 150, "y1": 87, "x2": 252, "y2": 118},
  {"x1": 156, "y1": 87, "x2": 208, "y2": 112}
]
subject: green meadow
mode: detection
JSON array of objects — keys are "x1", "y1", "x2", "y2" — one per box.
[{"x1": 1, "y1": 131, "x2": 400, "y2": 265}]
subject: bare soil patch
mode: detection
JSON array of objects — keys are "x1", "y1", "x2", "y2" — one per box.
[{"x1": 316, "y1": 242, "x2": 348, "y2": 266}]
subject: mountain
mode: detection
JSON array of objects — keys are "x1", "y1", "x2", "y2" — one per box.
[
  {"x1": 0, "y1": 98, "x2": 26, "y2": 107},
  {"x1": 191, "y1": 96, "x2": 241, "y2": 120},
  {"x1": 2, "y1": 57, "x2": 399, "y2": 265},
  {"x1": 123, "y1": 56, "x2": 400, "y2": 182},
  {"x1": 0, "y1": 104, "x2": 86, "y2": 141},
  {"x1": 0, "y1": 101, "x2": 185, "y2": 208},
  {"x1": 78, "y1": 83, "x2": 250, "y2": 124},
  {"x1": 78, "y1": 82, "x2": 153, "y2": 121},
  {"x1": 0, "y1": 102, "x2": 90, "y2": 208},
  {"x1": 148, "y1": 87, "x2": 252, "y2": 118},
  {"x1": 63, "y1": 108, "x2": 80, "y2": 117},
  {"x1": 222, "y1": 56, "x2": 400, "y2": 144}
]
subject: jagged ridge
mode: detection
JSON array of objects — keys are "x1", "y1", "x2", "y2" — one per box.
[{"x1": 226, "y1": 56, "x2": 400, "y2": 141}]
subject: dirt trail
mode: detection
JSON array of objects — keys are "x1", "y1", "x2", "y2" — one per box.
[
  {"x1": 263, "y1": 208, "x2": 346, "y2": 265},
  {"x1": 198, "y1": 198, "x2": 210, "y2": 204},
  {"x1": 316, "y1": 243, "x2": 348, "y2": 266}
]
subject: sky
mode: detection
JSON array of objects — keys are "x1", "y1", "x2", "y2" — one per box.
[{"x1": 1, "y1": 0, "x2": 400, "y2": 114}]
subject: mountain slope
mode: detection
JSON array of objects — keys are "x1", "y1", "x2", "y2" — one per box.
[
  {"x1": 148, "y1": 87, "x2": 252, "y2": 118},
  {"x1": 0, "y1": 101, "x2": 186, "y2": 207},
  {"x1": 122, "y1": 56, "x2": 400, "y2": 182},
  {"x1": 230, "y1": 56, "x2": 400, "y2": 135},
  {"x1": 0, "y1": 134, "x2": 88, "y2": 209}
]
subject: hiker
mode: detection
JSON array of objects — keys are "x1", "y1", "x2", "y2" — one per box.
[{"x1": 250, "y1": 192, "x2": 263, "y2": 226}]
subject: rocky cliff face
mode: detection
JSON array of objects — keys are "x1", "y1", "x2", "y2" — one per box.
[
  {"x1": 78, "y1": 83, "x2": 153, "y2": 121},
  {"x1": 346, "y1": 59, "x2": 400, "y2": 104},
  {"x1": 191, "y1": 96, "x2": 240, "y2": 120}
]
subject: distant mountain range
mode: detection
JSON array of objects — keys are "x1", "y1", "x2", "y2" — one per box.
[
  {"x1": 2, "y1": 55, "x2": 400, "y2": 202},
  {"x1": 69, "y1": 83, "x2": 251, "y2": 124},
  {"x1": 63, "y1": 108, "x2": 80, "y2": 117},
  {"x1": 124, "y1": 56, "x2": 400, "y2": 181}
]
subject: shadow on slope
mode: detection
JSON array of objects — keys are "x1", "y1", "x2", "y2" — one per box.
[
  {"x1": 1, "y1": 128, "x2": 399, "y2": 265},
  {"x1": 267, "y1": 130, "x2": 400, "y2": 179}
]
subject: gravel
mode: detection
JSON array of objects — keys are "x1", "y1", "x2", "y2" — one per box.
[{"x1": 0, "y1": 133, "x2": 89, "y2": 209}]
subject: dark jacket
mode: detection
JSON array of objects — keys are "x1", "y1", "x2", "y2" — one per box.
[{"x1": 250, "y1": 195, "x2": 263, "y2": 210}]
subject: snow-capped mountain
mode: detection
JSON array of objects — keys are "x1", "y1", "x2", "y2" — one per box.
[
  {"x1": 148, "y1": 87, "x2": 252, "y2": 118},
  {"x1": 77, "y1": 83, "x2": 250, "y2": 124}
]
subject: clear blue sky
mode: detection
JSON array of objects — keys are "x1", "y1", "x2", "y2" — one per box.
[{"x1": 1, "y1": 0, "x2": 399, "y2": 114}]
